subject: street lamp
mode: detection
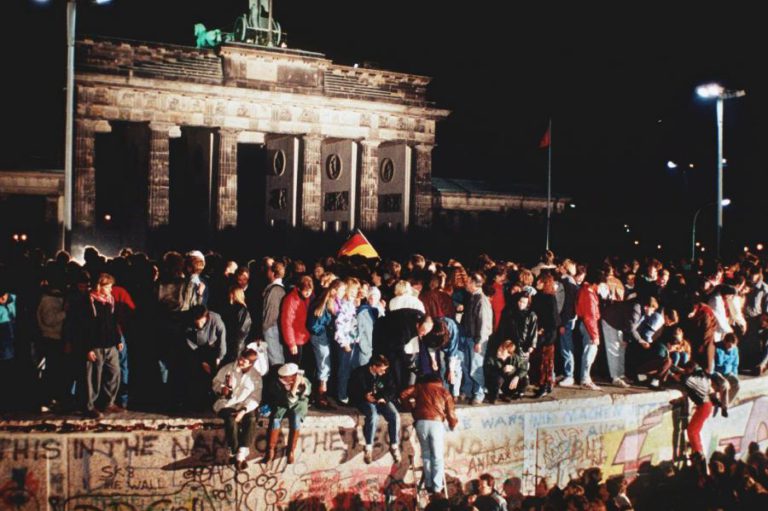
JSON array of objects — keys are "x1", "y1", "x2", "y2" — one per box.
[
  {"x1": 36, "y1": 0, "x2": 111, "y2": 250},
  {"x1": 691, "y1": 198, "x2": 731, "y2": 260},
  {"x1": 696, "y1": 82, "x2": 745, "y2": 257}
]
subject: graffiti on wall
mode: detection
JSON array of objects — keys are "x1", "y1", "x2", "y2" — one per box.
[{"x1": 2, "y1": 382, "x2": 768, "y2": 510}]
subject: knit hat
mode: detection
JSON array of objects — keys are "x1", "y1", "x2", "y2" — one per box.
[{"x1": 277, "y1": 363, "x2": 299, "y2": 378}]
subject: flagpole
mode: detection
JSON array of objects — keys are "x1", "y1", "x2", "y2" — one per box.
[{"x1": 545, "y1": 118, "x2": 552, "y2": 250}]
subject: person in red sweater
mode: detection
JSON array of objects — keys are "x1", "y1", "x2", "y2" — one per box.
[
  {"x1": 576, "y1": 269, "x2": 602, "y2": 391},
  {"x1": 280, "y1": 276, "x2": 313, "y2": 365},
  {"x1": 489, "y1": 267, "x2": 507, "y2": 334},
  {"x1": 111, "y1": 284, "x2": 135, "y2": 408}
]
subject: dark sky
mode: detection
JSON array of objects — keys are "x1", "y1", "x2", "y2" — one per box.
[{"x1": 4, "y1": 1, "x2": 766, "y2": 251}]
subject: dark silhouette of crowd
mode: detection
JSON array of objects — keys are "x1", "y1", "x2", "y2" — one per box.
[{"x1": 2, "y1": 244, "x2": 768, "y2": 493}]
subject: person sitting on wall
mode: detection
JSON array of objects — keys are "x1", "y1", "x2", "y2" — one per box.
[
  {"x1": 485, "y1": 340, "x2": 529, "y2": 402},
  {"x1": 349, "y1": 354, "x2": 401, "y2": 464},
  {"x1": 262, "y1": 362, "x2": 311, "y2": 464},
  {"x1": 212, "y1": 348, "x2": 262, "y2": 470}
]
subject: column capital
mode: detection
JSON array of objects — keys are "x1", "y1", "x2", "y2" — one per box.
[
  {"x1": 149, "y1": 122, "x2": 181, "y2": 138},
  {"x1": 359, "y1": 139, "x2": 381, "y2": 149},
  {"x1": 93, "y1": 120, "x2": 112, "y2": 133},
  {"x1": 218, "y1": 127, "x2": 241, "y2": 138},
  {"x1": 74, "y1": 118, "x2": 97, "y2": 132},
  {"x1": 414, "y1": 143, "x2": 435, "y2": 154}
]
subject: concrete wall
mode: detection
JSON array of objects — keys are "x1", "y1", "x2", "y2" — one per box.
[{"x1": 2, "y1": 377, "x2": 768, "y2": 510}]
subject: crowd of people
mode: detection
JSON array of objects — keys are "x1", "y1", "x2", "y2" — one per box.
[
  {"x1": 413, "y1": 443, "x2": 768, "y2": 510},
  {"x1": 2, "y1": 245, "x2": 768, "y2": 495}
]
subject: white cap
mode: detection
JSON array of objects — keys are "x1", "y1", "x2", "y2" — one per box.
[
  {"x1": 186, "y1": 250, "x2": 205, "y2": 260},
  {"x1": 278, "y1": 363, "x2": 299, "y2": 378}
]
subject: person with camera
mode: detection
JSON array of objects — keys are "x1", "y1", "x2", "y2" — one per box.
[
  {"x1": 262, "y1": 362, "x2": 311, "y2": 464},
  {"x1": 349, "y1": 354, "x2": 401, "y2": 464},
  {"x1": 212, "y1": 348, "x2": 262, "y2": 470}
]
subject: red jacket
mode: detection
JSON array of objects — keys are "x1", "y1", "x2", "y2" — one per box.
[
  {"x1": 280, "y1": 288, "x2": 310, "y2": 350},
  {"x1": 490, "y1": 281, "x2": 506, "y2": 332},
  {"x1": 111, "y1": 285, "x2": 135, "y2": 336},
  {"x1": 575, "y1": 284, "x2": 600, "y2": 342}
]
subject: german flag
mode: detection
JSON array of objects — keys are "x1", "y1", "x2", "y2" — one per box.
[{"x1": 337, "y1": 230, "x2": 380, "y2": 259}]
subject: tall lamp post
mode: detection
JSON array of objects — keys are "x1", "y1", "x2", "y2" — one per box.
[
  {"x1": 696, "y1": 83, "x2": 745, "y2": 258},
  {"x1": 691, "y1": 198, "x2": 731, "y2": 260},
  {"x1": 38, "y1": 0, "x2": 111, "y2": 250}
]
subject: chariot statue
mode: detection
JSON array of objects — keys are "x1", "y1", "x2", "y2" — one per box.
[{"x1": 194, "y1": 0, "x2": 283, "y2": 49}]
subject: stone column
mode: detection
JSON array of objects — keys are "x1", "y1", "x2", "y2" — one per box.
[
  {"x1": 358, "y1": 140, "x2": 380, "y2": 231},
  {"x1": 216, "y1": 128, "x2": 240, "y2": 230},
  {"x1": 301, "y1": 135, "x2": 323, "y2": 230},
  {"x1": 147, "y1": 123, "x2": 173, "y2": 228},
  {"x1": 73, "y1": 119, "x2": 96, "y2": 228},
  {"x1": 413, "y1": 143, "x2": 434, "y2": 229}
]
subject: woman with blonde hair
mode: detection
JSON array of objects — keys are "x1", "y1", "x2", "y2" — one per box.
[
  {"x1": 221, "y1": 286, "x2": 252, "y2": 365},
  {"x1": 307, "y1": 279, "x2": 344, "y2": 408},
  {"x1": 335, "y1": 277, "x2": 361, "y2": 404}
]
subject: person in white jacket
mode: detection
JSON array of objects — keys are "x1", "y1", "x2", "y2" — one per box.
[{"x1": 212, "y1": 348, "x2": 263, "y2": 470}]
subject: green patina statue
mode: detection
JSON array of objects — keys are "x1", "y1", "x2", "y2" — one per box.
[
  {"x1": 194, "y1": 23, "x2": 228, "y2": 49},
  {"x1": 195, "y1": 0, "x2": 283, "y2": 49}
]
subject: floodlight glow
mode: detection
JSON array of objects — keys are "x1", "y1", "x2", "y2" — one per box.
[
  {"x1": 667, "y1": 161, "x2": 678, "y2": 169},
  {"x1": 722, "y1": 198, "x2": 732, "y2": 206},
  {"x1": 758, "y1": 243, "x2": 764, "y2": 251},
  {"x1": 697, "y1": 83, "x2": 724, "y2": 98}
]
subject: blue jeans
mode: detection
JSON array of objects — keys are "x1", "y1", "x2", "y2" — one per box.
[
  {"x1": 579, "y1": 322, "x2": 598, "y2": 383},
  {"x1": 336, "y1": 343, "x2": 360, "y2": 402},
  {"x1": 560, "y1": 318, "x2": 577, "y2": 378},
  {"x1": 263, "y1": 325, "x2": 285, "y2": 367},
  {"x1": 117, "y1": 336, "x2": 129, "y2": 407},
  {"x1": 460, "y1": 337, "x2": 486, "y2": 400},
  {"x1": 416, "y1": 420, "x2": 446, "y2": 493},
  {"x1": 310, "y1": 331, "x2": 331, "y2": 383},
  {"x1": 670, "y1": 351, "x2": 689, "y2": 367},
  {"x1": 358, "y1": 401, "x2": 400, "y2": 446}
]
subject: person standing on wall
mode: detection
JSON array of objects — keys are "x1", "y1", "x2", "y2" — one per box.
[{"x1": 400, "y1": 373, "x2": 458, "y2": 496}]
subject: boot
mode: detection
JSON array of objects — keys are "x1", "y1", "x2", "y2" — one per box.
[
  {"x1": 317, "y1": 382, "x2": 336, "y2": 410},
  {"x1": 286, "y1": 428, "x2": 300, "y2": 464},
  {"x1": 261, "y1": 429, "x2": 280, "y2": 463}
]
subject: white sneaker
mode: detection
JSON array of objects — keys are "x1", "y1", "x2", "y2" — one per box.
[
  {"x1": 650, "y1": 378, "x2": 660, "y2": 388},
  {"x1": 582, "y1": 381, "x2": 602, "y2": 391},
  {"x1": 636, "y1": 374, "x2": 648, "y2": 383},
  {"x1": 236, "y1": 447, "x2": 249, "y2": 462},
  {"x1": 559, "y1": 377, "x2": 575, "y2": 387},
  {"x1": 612, "y1": 377, "x2": 630, "y2": 388}
]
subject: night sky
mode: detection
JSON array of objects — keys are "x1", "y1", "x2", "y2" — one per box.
[{"x1": 3, "y1": 1, "x2": 767, "y2": 254}]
